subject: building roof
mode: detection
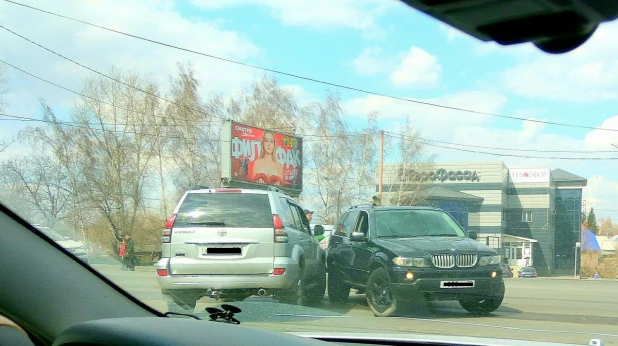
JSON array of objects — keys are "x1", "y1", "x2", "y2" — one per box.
[
  {"x1": 552, "y1": 169, "x2": 587, "y2": 186},
  {"x1": 420, "y1": 186, "x2": 484, "y2": 202}
]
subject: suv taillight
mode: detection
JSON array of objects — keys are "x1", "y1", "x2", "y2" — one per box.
[
  {"x1": 162, "y1": 214, "x2": 176, "y2": 243},
  {"x1": 273, "y1": 214, "x2": 288, "y2": 243}
]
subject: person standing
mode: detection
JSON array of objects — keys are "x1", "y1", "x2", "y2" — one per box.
[
  {"x1": 123, "y1": 234, "x2": 136, "y2": 271},
  {"x1": 304, "y1": 209, "x2": 313, "y2": 223}
]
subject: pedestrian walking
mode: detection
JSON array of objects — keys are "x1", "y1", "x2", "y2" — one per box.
[{"x1": 123, "y1": 234, "x2": 136, "y2": 271}]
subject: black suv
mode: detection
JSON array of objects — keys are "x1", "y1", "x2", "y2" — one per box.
[{"x1": 326, "y1": 205, "x2": 505, "y2": 317}]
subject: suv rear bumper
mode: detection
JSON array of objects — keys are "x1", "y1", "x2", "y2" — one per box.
[{"x1": 155, "y1": 257, "x2": 298, "y2": 291}]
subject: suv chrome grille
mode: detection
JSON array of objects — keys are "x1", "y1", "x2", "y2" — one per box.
[
  {"x1": 456, "y1": 254, "x2": 477, "y2": 268},
  {"x1": 432, "y1": 254, "x2": 455, "y2": 268},
  {"x1": 431, "y1": 254, "x2": 477, "y2": 268}
]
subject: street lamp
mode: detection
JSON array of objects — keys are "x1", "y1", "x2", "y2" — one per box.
[{"x1": 574, "y1": 242, "x2": 581, "y2": 279}]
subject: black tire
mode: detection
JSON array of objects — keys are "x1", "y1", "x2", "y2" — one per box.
[
  {"x1": 327, "y1": 270, "x2": 350, "y2": 303},
  {"x1": 279, "y1": 268, "x2": 307, "y2": 306},
  {"x1": 458, "y1": 281, "x2": 505, "y2": 315},
  {"x1": 305, "y1": 268, "x2": 326, "y2": 305},
  {"x1": 366, "y1": 267, "x2": 398, "y2": 317}
]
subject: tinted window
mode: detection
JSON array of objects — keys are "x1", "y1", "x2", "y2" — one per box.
[
  {"x1": 174, "y1": 193, "x2": 273, "y2": 228},
  {"x1": 333, "y1": 213, "x2": 349, "y2": 236},
  {"x1": 287, "y1": 202, "x2": 304, "y2": 231},
  {"x1": 278, "y1": 197, "x2": 296, "y2": 227},
  {"x1": 293, "y1": 204, "x2": 311, "y2": 234},
  {"x1": 375, "y1": 209, "x2": 466, "y2": 238},
  {"x1": 341, "y1": 210, "x2": 360, "y2": 237},
  {"x1": 355, "y1": 211, "x2": 369, "y2": 236}
]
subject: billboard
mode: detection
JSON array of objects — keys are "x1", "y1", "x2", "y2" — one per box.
[
  {"x1": 509, "y1": 168, "x2": 550, "y2": 183},
  {"x1": 220, "y1": 121, "x2": 303, "y2": 191}
]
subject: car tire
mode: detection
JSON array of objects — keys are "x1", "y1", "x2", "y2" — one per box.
[
  {"x1": 305, "y1": 267, "x2": 326, "y2": 305},
  {"x1": 279, "y1": 269, "x2": 307, "y2": 306},
  {"x1": 458, "y1": 281, "x2": 505, "y2": 315},
  {"x1": 366, "y1": 267, "x2": 398, "y2": 317},
  {"x1": 327, "y1": 270, "x2": 350, "y2": 303}
]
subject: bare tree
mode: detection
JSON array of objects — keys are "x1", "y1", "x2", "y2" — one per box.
[
  {"x1": 304, "y1": 92, "x2": 360, "y2": 224},
  {"x1": 165, "y1": 63, "x2": 222, "y2": 195},
  {"x1": 0, "y1": 155, "x2": 72, "y2": 220},
  {"x1": 228, "y1": 75, "x2": 299, "y2": 132},
  {"x1": 23, "y1": 68, "x2": 163, "y2": 241},
  {"x1": 384, "y1": 115, "x2": 435, "y2": 206}
]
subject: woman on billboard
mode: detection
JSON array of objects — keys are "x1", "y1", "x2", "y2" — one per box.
[{"x1": 252, "y1": 131, "x2": 284, "y2": 186}]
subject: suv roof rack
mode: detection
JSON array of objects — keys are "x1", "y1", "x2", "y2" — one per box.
[
  {"x1": 349, "y1": 203, "x2": 375, "y2": 210},
  {"x1": 189, "y1": 185, "x2": 210, "y2": 190},
  {"x1": 267, "y1": 186, "x2": 290, "y2": 196}
]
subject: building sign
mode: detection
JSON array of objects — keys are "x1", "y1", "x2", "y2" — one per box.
[
  {"x1": 509, "y1": 168, "x2": 550, "y2": 183},
  {"x1": 220, "y1": 121, "x2": 302, "y2": 191},
  {"x1": 399, "y1": 167, "x2": 480, "y2": 183}
]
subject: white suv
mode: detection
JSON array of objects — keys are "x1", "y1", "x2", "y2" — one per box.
[{"x1": 156, "y1": 187, "x2": 326, "y2": 313}]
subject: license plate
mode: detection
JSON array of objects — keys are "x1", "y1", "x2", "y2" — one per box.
[
  {"x1": 203, "y1": 247, "x2": 241, "y2": 255},
  {"x1": 440, "y1": 280, "x2": 475, "y2": 288}
]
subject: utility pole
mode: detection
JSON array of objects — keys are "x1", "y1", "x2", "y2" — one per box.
[{"x1": 378, "y1": 130, "x2": 384, "y2": 202}]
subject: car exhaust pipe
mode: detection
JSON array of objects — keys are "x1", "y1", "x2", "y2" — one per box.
[{"x1": 257, "y1": 288, "x2": 267, "y2": 296}]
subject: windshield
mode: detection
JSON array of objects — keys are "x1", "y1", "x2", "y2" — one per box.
[
  {"x1": 375, "y1": 209, "x2": 466, "y2": 238},
  {"x1": 174, "y1": 193, "x2": 273, "y2": 228},
  {"x1": 1, "y1": 1, "x2": 617, "y2": 345}
]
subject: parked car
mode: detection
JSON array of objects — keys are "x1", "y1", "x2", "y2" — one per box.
[
  {"x1": 518, "y1": 267, "x2": 538, "y2": 278},
  {"x1": 326, "y1": 205, "x2": 505, "y2": 317},
  {"x1": 156, "y1": 187, "x2": 327, "y2": 313},
  {"x1": 500, "y1": 264, "x2": 513, "y2": 278},
  {"x1": 37, "y1": 226, "x2": 89, "y2": 264}
]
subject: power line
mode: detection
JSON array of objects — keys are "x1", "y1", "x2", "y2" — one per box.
[
  {"x1": 385, "y1": 132, "x2": 618, "y2": 160},
  {"x1": 0, "y1": 58, "x2": 221, "y2": 127},
  {"x1": 0, "y1": 24, "x2": 231, "y2": 124},
  {"x1": 417, "y1": 136, "x2": 618, "y2": 154},
  {"x1": 0, "y1": 112, "x2": 366, "y2": 143},
  {"x1": 5, "y1": 0, "x2": 618, "y2": 134}
]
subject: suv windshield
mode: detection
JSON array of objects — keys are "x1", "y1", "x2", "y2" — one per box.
[
  {"x1": 174, "y1": 193, "x2": 273, "y2": 228},
  {"x1": 375, "y1": 209, "x2": 466, "y2": 238}
]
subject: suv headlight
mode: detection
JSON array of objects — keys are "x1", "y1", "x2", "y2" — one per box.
[
  {"x1": 393, "y1": 257, "x2": 430, "y2": 267},
  {"x1": 478, "y1": 255, "x2": 501, "y2": 266}
]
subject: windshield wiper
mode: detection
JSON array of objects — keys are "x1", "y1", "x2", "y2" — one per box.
[
  {"x1": 187, "y1": 221, "x2": 226, "y2": 226},
  {"x1": 428, "y1": 234, "x2": 459, "y2": 237}
]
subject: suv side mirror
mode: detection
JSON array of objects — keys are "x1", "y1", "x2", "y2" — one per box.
[
  {"x1": 350, "y1": 232, "x2": 366, "y2": 242},
  {"x1": 313, "y1": 225, "x2": 324, "y2": 236},
  {"x1": 468, "y1": 231, "x2": 478, "y2": 240}
]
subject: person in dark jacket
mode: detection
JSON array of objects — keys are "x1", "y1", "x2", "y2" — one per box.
[{"x1": 123, "y1": 234, "x2": 136, "y2": 271}]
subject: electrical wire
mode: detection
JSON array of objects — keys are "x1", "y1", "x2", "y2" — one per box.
[
  {"x1": 4, "y1": 0, "x2": 618, "y2": 133},
  {"x1": 385, "y1": 132, "x2": 618, "y2": 160}
]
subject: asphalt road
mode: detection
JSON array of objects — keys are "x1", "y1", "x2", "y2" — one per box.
[{"x1": 93, "y1": 264, "x2": 618, "y2": 345}]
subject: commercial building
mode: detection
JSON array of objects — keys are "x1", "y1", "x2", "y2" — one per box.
[{"x1": 379, "y1": 161, "x2": 587, "y2": 276}]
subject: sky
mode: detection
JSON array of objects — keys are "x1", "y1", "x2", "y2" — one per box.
[{"x1": 1, "y1": 0, "x2": 618, "y2": 221}]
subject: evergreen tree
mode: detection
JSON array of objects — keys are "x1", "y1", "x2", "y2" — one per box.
[{"x1": 587, "y1": 208, "x2": 599, "y2": 234}]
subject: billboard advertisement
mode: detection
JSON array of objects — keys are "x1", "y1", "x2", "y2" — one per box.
[
  {"x1": 221, "y1": 121, "x2": 302, "y2": 191},
  {"x1": 509, "y1": 168, "x2": 550, "y2": 183}
]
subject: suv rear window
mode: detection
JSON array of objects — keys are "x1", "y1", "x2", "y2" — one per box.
[{"x1": 174, "y1": 193, "x2": 273, "y2": 228}]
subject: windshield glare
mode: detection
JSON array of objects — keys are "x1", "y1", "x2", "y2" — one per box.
[
  {"x1": 375, "y1": 210, "x2": 466, "y2": 238},
  {"x1": 1, "y1": 1, "x2": 616, "y2": 345}
]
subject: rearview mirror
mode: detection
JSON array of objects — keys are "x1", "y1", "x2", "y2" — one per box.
[
  {"x1": 468, "y1": 231, "x2": 478, "y2": 240},
  {"x1": 350, "y1": 232, "x2": 366, "y2": 242},
  {"x1": 313, "y1": 225, "x2": 324, "y2": 236}
]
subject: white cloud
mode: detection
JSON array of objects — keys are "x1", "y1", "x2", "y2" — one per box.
[
  {"x1": 501, "y1": 21, "x2": 618, "y2": 101},
  {"x1": 343, "y1": 89, "x2": 507, "y2": 131},
  {"x1": 190, "y1": 0, "x2": 397, "y2": 38},
  {"x1": 584, "y1": 115, "x2": 618, "y2": 150},
  {"x1": 351, "y1": 47, "x2": 388, "y2": 76},
  {"x1": 583, "y1": 175, "x2": 618, "y2": 220},
  {"x1": 389, "y1": 47, "x2": 441, "y2": 88},
  {"x1": 0, "y1": 0, "x2": 261, "y2": 124}
]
